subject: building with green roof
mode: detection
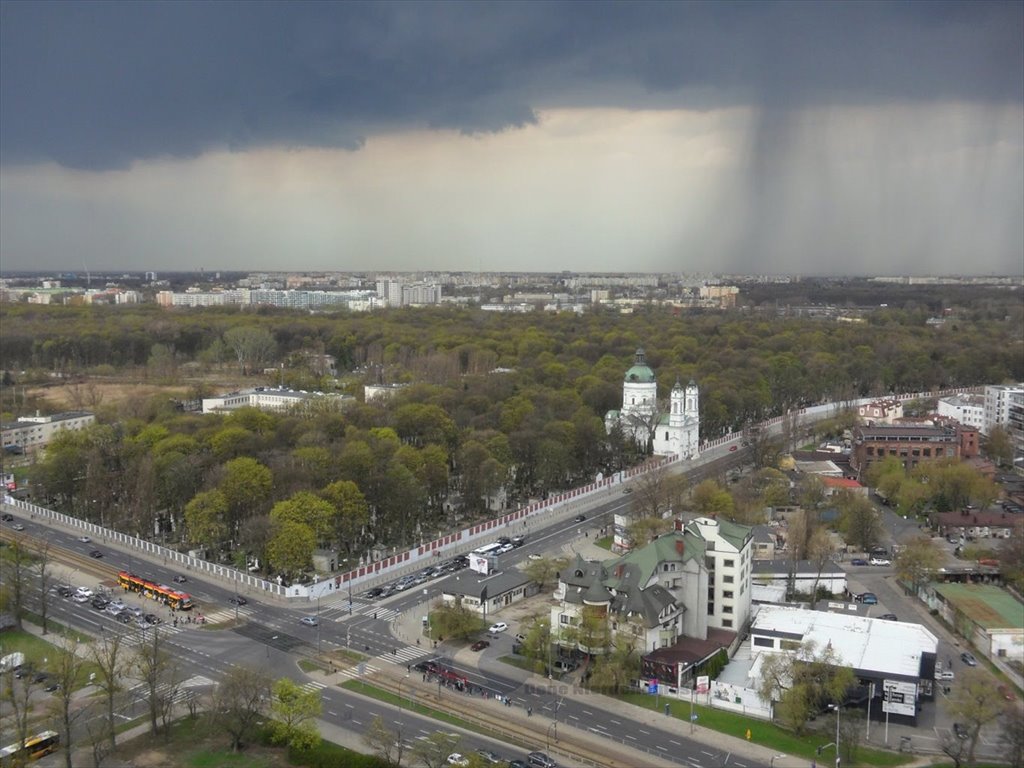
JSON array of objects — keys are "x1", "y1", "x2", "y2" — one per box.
[
  {"x1": 928, "y1": 582, "x2": 1024, "y2": 663},
  {"x1": 552, "y1": 516, "x2": 752, "y2": 655}
]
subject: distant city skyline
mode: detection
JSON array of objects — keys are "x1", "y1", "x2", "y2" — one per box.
[{"x1": 1, "y1": 2, "x2": 1021, "y2": 277}]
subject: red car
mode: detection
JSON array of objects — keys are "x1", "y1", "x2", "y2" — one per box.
[
  {"x1": 729, "y1": 445, "x2": 738, "y2": 452},
  {"x1": 470, "y1": 640, "x2": 490, "y2": 652}
]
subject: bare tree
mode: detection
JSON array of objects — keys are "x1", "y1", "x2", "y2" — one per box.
[
  {"x1": 806, "y1": 527, "x2": 834, "y2": 601},
  {"x1": 212, "y1": 664, "x2": 272, "y2": 752},
  {"x1": 32, "y1": 538, "x2": 55, "y2": 635},
  {"x1": 633, "y1": 464, "x2": 688, "y2": 520},
  {"x1": 947, "y1": 668, "x2": 1008, "y2": 767},
  {"x1": 90, "y1": 630, "x2": 126, "y2": 751},
  {"x1": 46, "y1": 633, "x2": 88, "y2": 768},
  {"x1": 363, "y1": 714, "x2": 407, "y2": 767},
  {"x1": 411, "y1": 730, "x2": 461, "y2": 768},
  {"x1": 132, "y1": 625, "x2": 180, "y2": 736},
  {"x1": 2, "y1": 668, "x2": 39, "y2": 764},
  {"x1": 0, "y1": 533, "x2": 33, "y2": 629}
]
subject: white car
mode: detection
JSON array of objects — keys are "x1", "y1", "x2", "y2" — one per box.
[
  {"x1": 75, "y1": 587, "x2": 94, "y2": 598},
  {"x1": 77, "y1": 535, "x2": 91, "y2": 543},
  {"x1": 488, "y1": 622, "x2": 508, "y2": 634},
  {"x1": 299, "y1": 616, "x2": 318, "y2": 627},
  {"x1": 447, "y1": 755, "x2": 469, "y2": 767},
  {"x1": 869, "y1": 557, "x2": 891, "y2": 566},
  {"x1": 71, "y1": 593, "x2": 90, "y2": 603},
  {"x1": 527, "y1": 553, "x2": 543, "y2": 561}
]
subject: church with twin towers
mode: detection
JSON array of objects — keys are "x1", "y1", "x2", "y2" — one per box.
[{"x1": 605, "y1": 348, "x2": 700, "y2": 459}]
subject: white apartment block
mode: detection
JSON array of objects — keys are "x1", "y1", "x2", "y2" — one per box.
[
  {"x1": 1, "y1": 411, "x2": 96, "y2": 454},
  {"x1": 983, "y1": 384, "x2": 1024, "y2": 436},
  {"x1": 201, "y1": 387, "x2": 353, "y2": 414},
  {"x1": 936, "y1": 393, "x2": 986, "y2": 431}
]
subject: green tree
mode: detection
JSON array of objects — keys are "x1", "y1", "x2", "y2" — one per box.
[
  {"x1": 691, "y1": 479, "x2": 734, "y2": 516},
  {"x1": 999, "y1": 519, "x2": 1024, "y2": 593},
  {"x1": 835, "y1": 492, "x2": 882, "y2": 552},
  {"x1": 430, "y1": 600, "x2": 486, "y2": 642},
  {"x1": 757, "y1": 640, "x2": 855, "y2": 735},
  {"x1": 219, "y1": 456, "x2": 273, "y2": 533},
  {"x1": 321, "y1": 480, "x2": 370, "y2": 555},
  {"x1": 270, "y1": 491, "x2": 335, "y2": 547},
  {"x1": 984, "y1": 425, "x2": 1014, "y2": 468},
  {"x1": 266, "y1": 519, "x2": 316, "y2": 576},
  {"x1": 894, "y1": 535, "x2": 943, "y2": 595},
  {"x1": 524, "y1": 556, "x2": 569, "y2": 592},
  {"x1": 183, "y1": 490, "x2": 229, "y2": 551},
  {"x1": 270, "y1": 677, "x2": 322, "y2": 751}
]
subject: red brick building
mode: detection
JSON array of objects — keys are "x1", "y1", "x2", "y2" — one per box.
[{"x1": 851, "y1": 424, "x2": 962, "y2": 477}]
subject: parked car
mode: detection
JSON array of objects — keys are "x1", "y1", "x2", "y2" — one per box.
[
  {"x1": 877, "y1": 613, "x2": 898, "y2": 621},
  {"x1": 89, "y1": 549, "x2": 103, "y2": 559},
  {"x1": 91, "y1": 597, "x2": 110, "y2": 610},
  {"x1": 470, "y1": 640, "x2": 490, "y2": 652},
  {"x1": 476, "y1": 749, "x2": 503, "y2": 764},
  {"x1": 488, "y1": 622, "x2": 508, "y2": 634},
  {"x1": 446, "y1": 754, "x2": 469, "y2": 767},
  {"x1": 45, "y1": 682, "x2": 61, "y2": 693},
  {"x1": 105, "y1": 602, "x2": 126, "y2": 615},
  {"x1": 953, "y1": 723, "x2": 969, "y2": 740},
  {"x1": 528, "y1": 752, "x2": 558, "y2": 768},
  {"x1": 299, "y1": 616, "x2": 318, "y2": 627},
  {"x1": 552, "y1": 659, "x2": 578, "y2": 673},
  {"x1": 71, "y1": 593, "x2": 90, "y2": 603},
  {"x1": 936, "y1": 670, "x2": 955, "y2": 681},
  {"x1": 144, "y1": 613, "x2": 161, "y2": 625},
  {"x1": 527, "y1": 553, "x2": 543, "y2": 560},
  {"x1": 76, "y1": 586, "x2": 94, "y2": 597},
  {"x1": 56, "y1": 586, "x2": 74, "y2": 598},
  {"x1": 960, "y1": 652, "x2": 978, "y2": 667},
  {"x1": 509, "y1": 761, "x2": 529, "y2": 768},
  {"x1": 77, "y1": 535, "x2": 91, "y2": 543},
  {"x1": 857, "y1": 592, "x2": 878, "y2": 605},
  {"x1": 515, "y1": 633, "x2": 528, "y2": 643},
  {"x1": 869, "y1": 557, "x2": 891, "y2": 566},
  {"x1": 116, "y1": 611, "x2": 133, "y2": 624},
  {"x1": 850, "y1": 558, "x2": 869, "y2": 566}
]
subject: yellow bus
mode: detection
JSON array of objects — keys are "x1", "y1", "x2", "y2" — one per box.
[{"x1": 0, "y1": 730, "x2": 60, "y2": 765}]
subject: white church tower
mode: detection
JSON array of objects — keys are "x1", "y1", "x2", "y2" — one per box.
[{"x1": 606, "y1": 350, "x2": 701, "y2": 459}]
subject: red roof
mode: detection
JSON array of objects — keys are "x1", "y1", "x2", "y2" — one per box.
[{"x1": 822, "y1": 477, "x2": 863, "y2": 489}]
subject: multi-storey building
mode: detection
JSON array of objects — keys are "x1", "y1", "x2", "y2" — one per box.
[
  {"x1": 1, "y1": 411, "x2": 96, "y2": 455},
  {"x1": 851, "y1": 424, "x2": 963, "y2": 477},
  {"x1": 857, "y1": 398, "x2": 904, "y2": 425},
  {"x1": 551, "y1": 517, "x2": 752, "y2": 655},
  {"x1": 936, "y1": 393, "x2": 986, "y2": 431},
  {"x1": 984, "y1": 384, "x2": 1024, "y2": 436}
]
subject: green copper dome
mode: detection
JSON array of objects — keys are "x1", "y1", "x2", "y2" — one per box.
[{"x1": 624, "y1": 348, "x2": 656, "y2": 383}]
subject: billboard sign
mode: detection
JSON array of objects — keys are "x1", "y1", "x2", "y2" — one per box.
[
  {"x1": 696, "y1": 675, "x2": 710, "y2": 694},
  {"x1": 469, "y1": 554, "x2": 491, "y2": 575},
  {"x1": 881, "y1": 679, "x2": 917, "y2": 717}
]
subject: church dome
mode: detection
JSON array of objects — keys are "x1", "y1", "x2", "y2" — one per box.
[{"x1": 624, "y1": 348, "x2": 656, "y2": 383}]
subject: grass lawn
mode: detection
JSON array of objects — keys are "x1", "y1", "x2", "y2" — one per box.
[
  {"x1": 497, "y1": 654, "x2": 543, "y2": 674},
  {"x1": 616, "y1": 692, "x2": 913, "y2": 768},
  {"x1": 593, "y1": 535, "x2": 613, "y2": 550}
]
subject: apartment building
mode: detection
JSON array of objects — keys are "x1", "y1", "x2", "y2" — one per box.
[{"x1": 1, "y1": 411, "x2": 96, "y2": 454}]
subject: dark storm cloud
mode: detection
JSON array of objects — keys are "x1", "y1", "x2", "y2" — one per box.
[{"x1": 2, "y1": 1, "x2": 1020, "y2": 170}]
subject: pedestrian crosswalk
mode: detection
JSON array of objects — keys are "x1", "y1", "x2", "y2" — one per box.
[
  {"x1": 202, "y1": 606, "x2": 255, "y2": 624},
  {"x1": 298, "y1": 680, "x2": 327, "y2": 696},
  {"x1": 338, "y1": 661, "x2": 381, "y2": 680},
  {"x1": 378, "y1": 645, "x2": 426, "y2": 664},
  {"x1": 117, "y1": 623, "x2": 187, "y2": 646},
  {"x1": 332, "y1": 604, "x2": 399, "y2": 622}
]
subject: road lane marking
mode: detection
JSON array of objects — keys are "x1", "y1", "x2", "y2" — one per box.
[{"x1": 670, "y1": 740, "x2": 682, "y2": 746}]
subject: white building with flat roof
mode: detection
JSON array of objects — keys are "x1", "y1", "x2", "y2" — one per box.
[
  {"x1": 1, "y1": 411, "x2": 95, "y2": 454},
  {"x1": 984, "y1": 384, "x2": 1024, "y2": 436},
  {"x1": 202, "y1": 387, "x2": 352, "y2": 414},
  {"x1": 937, "y1": 393, "x2": 986, "y2": 431},
  {"x1": 748, "y1": 604, "x2": 938, "y2": 726}
]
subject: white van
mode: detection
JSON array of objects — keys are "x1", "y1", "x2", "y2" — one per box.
[{"x1": 0, "y1": 652, "x2": 25, "y2": 673}]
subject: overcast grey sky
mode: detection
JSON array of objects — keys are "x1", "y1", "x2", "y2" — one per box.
[{"x1": 1, "y1": 1, "x2": 1021, "y2": 276}]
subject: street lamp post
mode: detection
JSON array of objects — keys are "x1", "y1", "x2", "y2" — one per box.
[
  {"x1": 828, "y1": 703, "x2": 842, "y2": 768},
  {"x1": 546, "y1": 722, "x2": 558, "y2": 749},
  {"x1": 884, "y1": 684, "x2": 895, "y2": 744},
  {"x1": 316, "y1": 596, "x2": 321, "y2": 656}
]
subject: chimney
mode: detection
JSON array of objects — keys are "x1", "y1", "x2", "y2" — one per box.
[
  {"x1": 674, "y1": 519, "x2": 684, "y2": 532},
  {"x1": 615, "y1": 565, "x2": 624, "y2": 578},
  {"x1": 675, "y1": 540, "x2": 685, "y2": 555}
]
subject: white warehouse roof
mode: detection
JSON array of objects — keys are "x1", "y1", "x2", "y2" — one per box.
[{"x1": 751, "y1": 604, "x2": 938, "y2": 679}]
